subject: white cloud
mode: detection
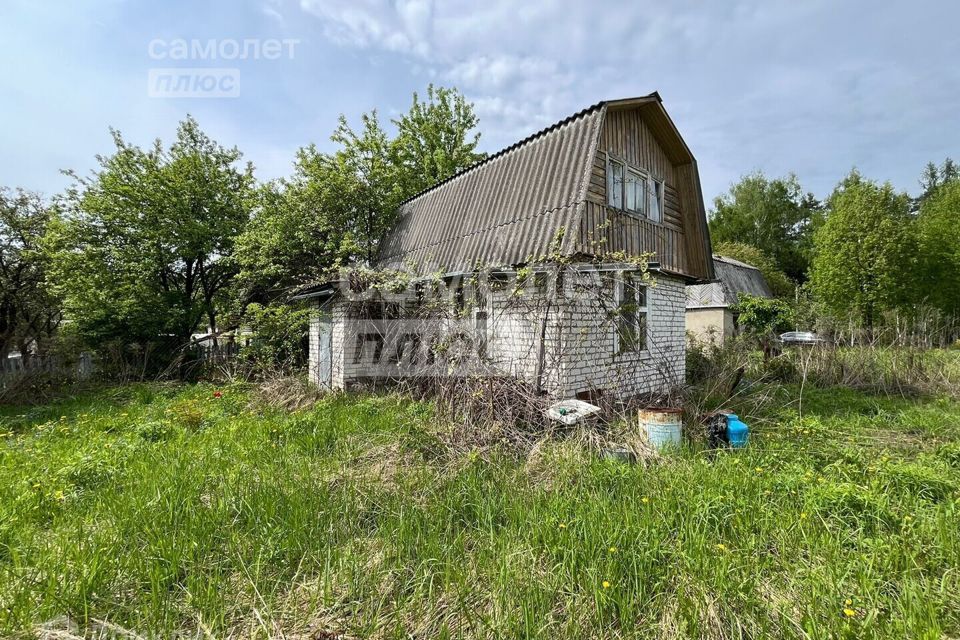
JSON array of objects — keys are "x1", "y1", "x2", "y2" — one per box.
[
  {"x1": 298, "y1": 0, "x2": 433, "y2": 57},
  {"x1": 3, "y1": 0, "x2": 959, "y2": 202}
]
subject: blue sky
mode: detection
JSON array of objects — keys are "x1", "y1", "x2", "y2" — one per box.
[{"x1": 1, "y1": 0, "x2": 958, "y2": 205}]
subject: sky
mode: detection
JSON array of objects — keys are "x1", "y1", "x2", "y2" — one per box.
[{"x1": 1, "y1": 0, "x2": 958, "y2": 206}]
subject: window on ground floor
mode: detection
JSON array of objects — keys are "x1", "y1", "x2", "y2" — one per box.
[{"x1": 614, "y1": 273, "x2": 648, "y2": 353}]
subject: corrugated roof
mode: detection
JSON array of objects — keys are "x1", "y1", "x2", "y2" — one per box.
[
  {"x1": 377, "y1": 102, "x2": 607, "y2": 272},
  {"x1": 686, "y1": 255, "x2": 772, "y2": 308},
  {"x1": 376, "y1": 93, "x2": 714, "y2": 282}
]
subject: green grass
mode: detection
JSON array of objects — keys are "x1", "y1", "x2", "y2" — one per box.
[{"x1": 1, "y1": 383, "x2": 959, "y2": 638}]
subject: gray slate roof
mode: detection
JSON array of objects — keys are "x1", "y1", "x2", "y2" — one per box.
[
  {"x1": 376, "y1": 104, "x2": 605, "y2": 272},
  {"x1": 686, "y1": 255, "x2": 772, "y2": 308}
]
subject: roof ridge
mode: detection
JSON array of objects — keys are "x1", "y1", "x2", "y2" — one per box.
[
  {"x1": 397, "y1": 100, "x2": 606, "y2": 206},
  {"x1": 398, "y1": 94, "x2": 662, "y2": 207}
]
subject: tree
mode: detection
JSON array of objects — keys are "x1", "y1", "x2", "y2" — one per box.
[
  {"x1": 734, "y1": 293, "x2": 794, "y2": 359},
  {"x1": 331, "y1": 111, "x2": 406, "y2": 264},
  {"x1": 49, "y1": 116, "x2": 254, "y2": 348},
  {"x1": 0, "y1": 188, "x2": 61, "y2": 361},
  {"x1": 918, "y1": 157, "x2": 959, "y2": 204},
  {"x1": 234, "y1": 86, "x2": 484, "y2": 302},
  {"x1": 810, "y1": 170, "x2": 917, "y2": 328},
  {"x1": 712, "y1": 241, "x2": 795, "y2": 298},
  {"x1": 916, "y1": 180, "x2": 960, "y2": 315},
  {"x1": 391, "y1": 84, "x2": 485, "y2": 195},
  {"x1": 709, "y1": 172, "x2": 821, "y2": 282}
]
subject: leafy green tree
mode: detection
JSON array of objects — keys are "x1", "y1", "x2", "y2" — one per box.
[
  {"x1": 918, "y1": 157, "x2": 959, "y2": 204},
  {"x1": 916, "y1": 180, "x2": 960, "y2": 315},
  {"x1": 234, "y1": 153, "x2": 361, "y2": 305},
  {"x1": 734, "y1": 293, "x2": 794, "y2": 358},
  {"x1": 330, "y1": 111, "x2": 406, "y2": 264},
  {"x1": 234, "y1": 86, "x2": 484, "y2": 303},
  {"x1": 709, "y1": 172, "x2": 821, "y2": 282},
  {"x1": 391, "y1": 84, "x2": 485, "y2": 195},
  {"x1": 0, "y1": 188, "x2": 61, "y2": 360},
  {"x1": 712, "y1": 241, "x2": 795, "y2": 298},
  {"x1": 50, "y1": 117, "x2": 254, "y2": 348},
  {"x1": 810, "y1": 171, "x2": 917, "y2": 328}
]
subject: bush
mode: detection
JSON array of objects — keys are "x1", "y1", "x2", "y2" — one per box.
[
  {"x1": 135, "y1": 420, "x2": 178, "y2": 443},
  {"x1": 734, "y1": 294, "x2": 794, "y2": 337},
  {"x1": 239, "y1": 303, "x2": 312, "y2": 372}
]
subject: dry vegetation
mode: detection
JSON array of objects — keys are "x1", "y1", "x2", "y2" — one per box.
[{"x1": 1, "y1": 345, "x2": 959, "y2": 639}]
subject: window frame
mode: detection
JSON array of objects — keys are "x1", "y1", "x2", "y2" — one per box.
[
  {"x1": 648, "y1": 177, "x2": 664, "y2": 223},
  {"x1": 612, "y1": 271, "x2": 650, "y2": 355},
  {"x1": 606, "y1": 152, "x2": 666, "y2": 225},
  {"x1": 606, "y1": 157, "x2": 624, "y2": 210},
  {"x1": 625, "y1": 168, "x2": 646, "y2": 215}
]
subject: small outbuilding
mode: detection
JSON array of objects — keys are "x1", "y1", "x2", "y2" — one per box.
[{"x1": 685, "y1": 255, "x2": 772, "y2": 343}]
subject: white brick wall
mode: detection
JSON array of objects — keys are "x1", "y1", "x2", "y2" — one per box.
[
  {"x1": 309, "y1": 268, "x2": 687, "y2": 398},
  {"x1": 557, "y1": 274, "x2": 686, "y2": 397}
]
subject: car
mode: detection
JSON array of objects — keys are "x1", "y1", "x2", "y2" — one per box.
[{"x1": 779, "y1": 331, "x2": 825, "y2": 345}]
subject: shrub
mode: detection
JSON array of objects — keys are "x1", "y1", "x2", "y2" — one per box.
[
  {"x1": 734, "y1": 294, "x2": 794, "y2": 337},
  {"x1": 135, "y1": 420, "x2": 178, "y2": 443},
  {"x1": 240, "y1": 303, "x2": 312, "y2": 372},
  {"x1": 167, "y1": 398, "x2": 207, "y2": 431}
]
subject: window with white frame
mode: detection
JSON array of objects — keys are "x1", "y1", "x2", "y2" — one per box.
[
  {"x1": 625, "y1": 169, "x2": 646, "y2": 214},
  {"x1": 648, "y1": 178, "x2": 664, "y2": 223},
  {"x1": 613, "y1": 273, "x2": 648, "y2": 353},
  {"x1": 606, "y1": 158, "x2": 624, "y2": 209},
  {"x1": 607, "y1": 154, "x2": 664, "y2": 224}
]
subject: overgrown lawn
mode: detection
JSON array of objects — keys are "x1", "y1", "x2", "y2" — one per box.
[{"x1": 1, "y1": 383, "x2": 959, "y2": 638}]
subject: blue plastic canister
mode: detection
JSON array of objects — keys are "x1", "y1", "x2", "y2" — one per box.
[{"x1": 726, "y1": 414, "x2": 749, "y2": 448}]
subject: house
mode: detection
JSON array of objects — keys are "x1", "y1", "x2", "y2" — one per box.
[
  {"x1": 685, "y1": 255, "x2": 772, "y2": 342},
  {"x1": 296, "y1": 93, "x2": 715, "y2": 399}
]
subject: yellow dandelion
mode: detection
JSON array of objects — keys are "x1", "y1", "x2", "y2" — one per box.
[
  {"x1": 845, "y1": 599, "x2": 853, "y2": 606},
  {"x1": 843, "y1": 608, "x2": 856, "y2": 618},
  {"x1": 602, "y1": 581, "x2": 611, "y2": 589},
  {"x1": 608, "y1": 546, "x2": 617, "y2": 553},
  {"x1": 715, "y1": 543, "x2": 727, "y2": 552},
  {"x1": 800, "y1": 512, "x2": 808, "y2": 520},
  {"x1": 641, "y1": 497, "x2": 649, "y2": 504},
  {"x1": 755, "y1": 467, "x2": 763, "y2": 473},
  {"x1": 558, "y1": 523, "x2": 567, "y2": 529}
]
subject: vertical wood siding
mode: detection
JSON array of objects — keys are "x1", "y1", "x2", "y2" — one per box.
[
  {"x1": 578, "y1": 107, "x2": 694, "y2": 277},
  {"x1": 578, "y1": 201, "x2": 687, "y2": 274}
]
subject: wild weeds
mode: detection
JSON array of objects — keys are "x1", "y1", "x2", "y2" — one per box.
[{"x1": 0, "y1": 382, "x2": 958, "y2": 638}]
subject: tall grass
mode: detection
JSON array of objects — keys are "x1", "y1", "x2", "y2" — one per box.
[{"x1": 1, "y1": 382, "x2": 959, "y2": 638}]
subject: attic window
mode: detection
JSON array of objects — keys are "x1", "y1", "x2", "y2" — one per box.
[
  {"x1": 607, "y1": 159, "x2": 624, "y2": 209},
  {"x1": 649, "y1": 178, "x2": 663, "y2": 223},
  {"x1": 607, "y1": 154, "x2": 665, "y2": 223},
  {"x1": 625, "y1": 169, "x2": 646, "y2": 214}
]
